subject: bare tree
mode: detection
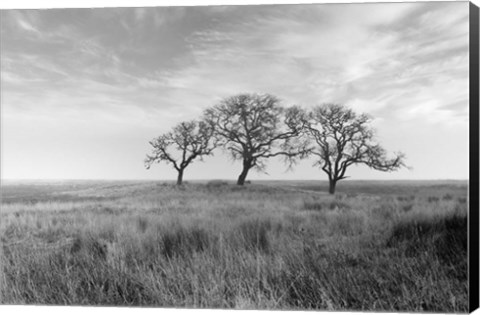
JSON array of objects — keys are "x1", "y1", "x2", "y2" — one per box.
[
  {"x1": 145, "y1": 120, "x2": 216, "y2": 185},
  {"x1": 204, "y1": 93, "x2": 310, "y2": 185},
  {"x1": 305, "y1": 104, "x2": 405, "y2": 194}
]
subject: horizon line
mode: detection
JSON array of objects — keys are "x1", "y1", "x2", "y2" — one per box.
[{"x1": 0, "y1": 178, "x2": 469, "y2": 182}]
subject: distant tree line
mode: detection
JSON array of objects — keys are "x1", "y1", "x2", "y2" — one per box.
[{"x1": 145, "y1": 93, "x2": 405, "y2": 194}]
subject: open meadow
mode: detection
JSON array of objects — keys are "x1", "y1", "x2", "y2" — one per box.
[{"x1": 0, "y1": 180, "x2": 468, "y2": 311}]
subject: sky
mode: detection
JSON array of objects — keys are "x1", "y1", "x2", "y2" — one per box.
[{"x1": 0, "y1": 1, "x2": 471, "y2": 181}]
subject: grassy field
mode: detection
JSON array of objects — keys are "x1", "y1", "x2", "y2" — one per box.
[{"x1": 0, "y1": 179, "x2": 468, "y2": 311}]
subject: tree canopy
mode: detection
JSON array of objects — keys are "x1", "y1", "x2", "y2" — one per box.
[
  {"x1": 304, "y1": 104, "x2": 405, "y2": 194},
  {"x1": 204, "y1": 93, "x2": 310, "y2": 185},
  {"x1": 145, "y1": 120, "x2": 217, "y2": 185}
]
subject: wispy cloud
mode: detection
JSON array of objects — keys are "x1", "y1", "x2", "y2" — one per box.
[{"x1": 155, "y1": 2, "x2": 468, "y2": 126}]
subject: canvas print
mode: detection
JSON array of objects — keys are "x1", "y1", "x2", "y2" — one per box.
[{"x1": 0, "y1": 1, "x2": 476, "y2": 312}]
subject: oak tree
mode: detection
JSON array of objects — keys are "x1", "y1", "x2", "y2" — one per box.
[
  {"x1": 305, "y1": 104, "x2": 405, "y2": 194},
  {"x1": 145, "y1": 120, "x2": 216, "y2": 185},
  {"x1": 204, "y1": 93, "x2": 310, "y2": 185}
]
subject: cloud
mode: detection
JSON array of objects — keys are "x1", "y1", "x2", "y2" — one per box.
[
  {"x1": 3, "y1": 3, "x2": 468, "y2": 124},
  {"x1": 17, "y1": 18, "x2": 40, "y2": 33},
  {"x1": 143, "y1": 2, "x2": 468, "y2": 127}
]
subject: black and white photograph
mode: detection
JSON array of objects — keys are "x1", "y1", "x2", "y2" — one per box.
[{"x1": 0, "y1": 0, "x2": 478, "y2": 313}]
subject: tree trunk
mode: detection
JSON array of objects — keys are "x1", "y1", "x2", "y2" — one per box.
[
  {"x1": 328, "y1": 179, "x2": 337, "y2": 194},
  {"x1": 176, "y1": 169, "x2": 184, "y2": 185},
  {"x1": 237, "y1": 162, "x2": 251, "y2": 186}
]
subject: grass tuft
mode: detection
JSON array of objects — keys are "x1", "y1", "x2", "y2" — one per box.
[
  {"x1": 235, "y1": 218, "x2": 272, "y2": 253},
  {"x1": 303, "y1": 200, "x2": 324, "y2": 211}
]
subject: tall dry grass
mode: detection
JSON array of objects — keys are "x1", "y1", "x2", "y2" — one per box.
[{"x1": 0, "y1": 181, "x2": 468, "y2": 311}]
